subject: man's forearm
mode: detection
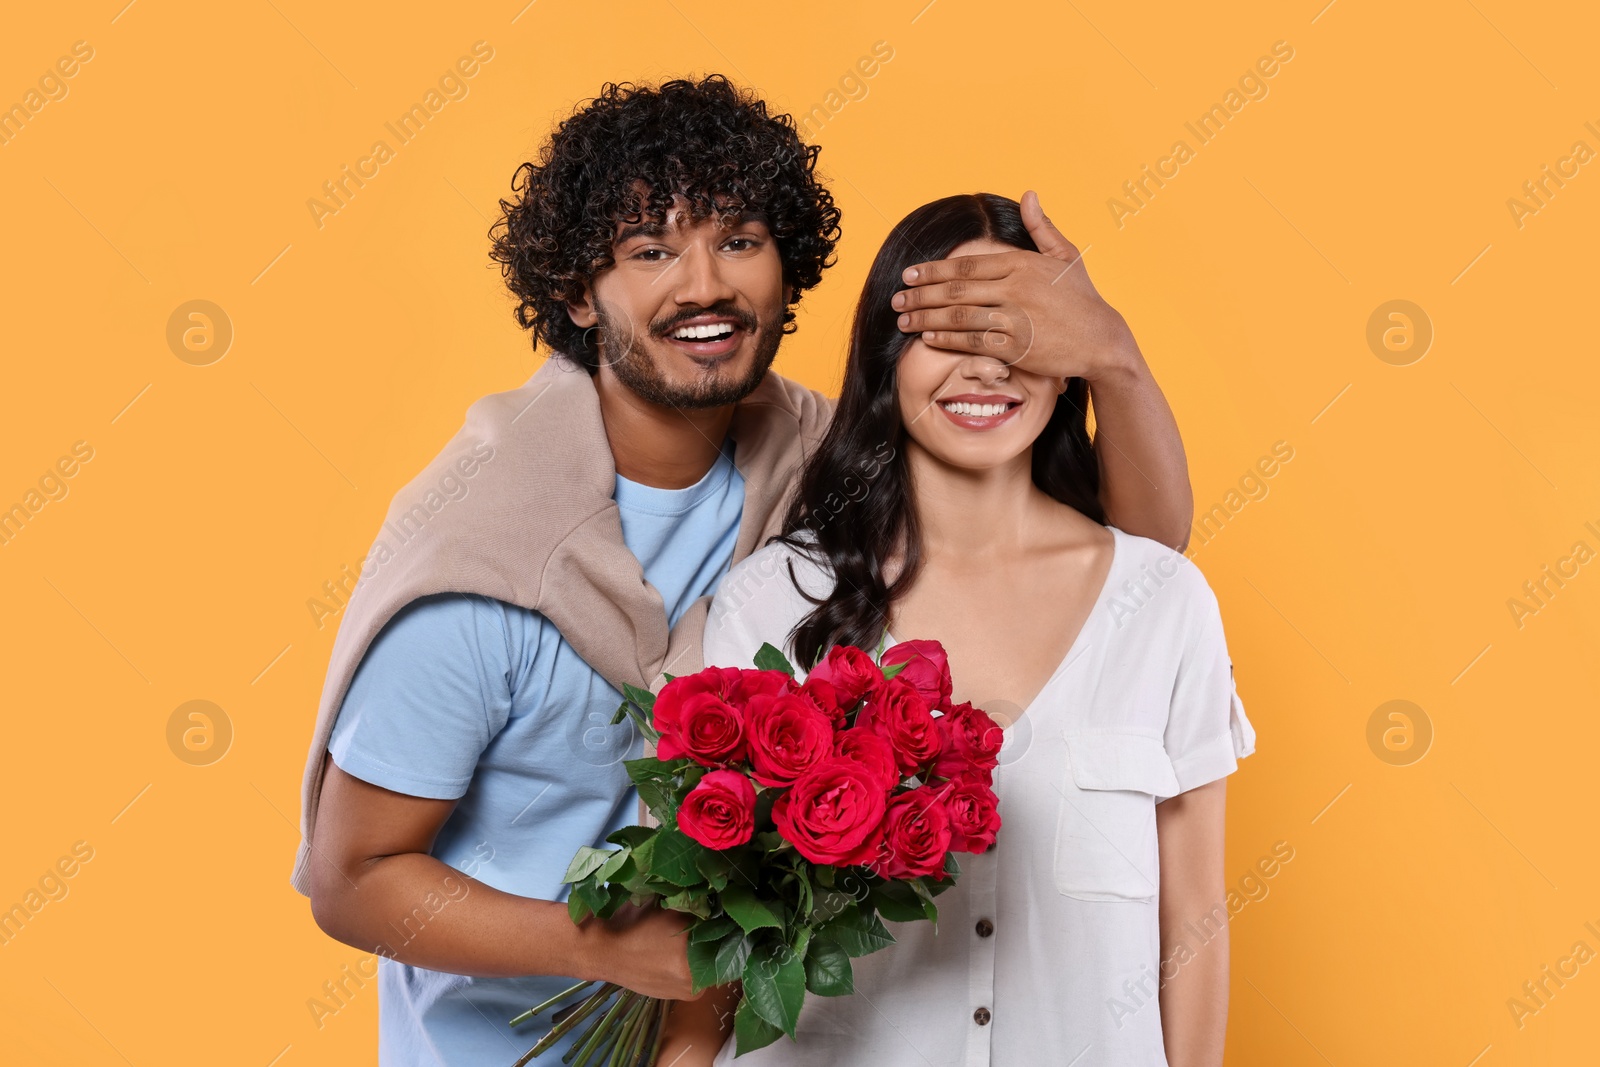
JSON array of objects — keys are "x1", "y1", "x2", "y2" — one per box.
[
  {"x1": 1086, "y1": 344, "x2": 1193, "y2": 551},
  {"x1": 312, "y1": 851, "x2": 600, "y2": 980}
]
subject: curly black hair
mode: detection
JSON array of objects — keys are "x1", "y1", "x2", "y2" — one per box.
[{"x1": 489, "y1": 74, "x2": 843, "y2": 372}]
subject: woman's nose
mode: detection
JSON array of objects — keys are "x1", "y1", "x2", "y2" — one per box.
[{"x1": 967, "y1": 356, "x2": 1010, "y2": 384}]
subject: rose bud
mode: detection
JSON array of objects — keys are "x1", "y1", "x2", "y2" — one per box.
[
  {"x1": 734, "y1": 668, "x2": 796, "y2": 704},
  {"x1": 652, "y1": 666, "x2": 744, "y2": 738},
  {"x1": 806, "y1": 645, "x2": 881, "y2": 706},
  {"x1": 772, "y1": 756, "x2": 890, "y2": 866},
  {"x1": 833, "y1": 726, "x2": 899, "y2": 791},
  {"x1": 745, "y1": 692, "x2": 835, "y2": 786},
  {"x1": 944, "y1": 778, "x2": 1001, "y2": 854},
  {"x1": 797, "y1": 677, "x2": 847, "y2": 726},
  {"x1": 930, "y1": 701, "x2": 1003, "y2": 780},
  {"x1": 859, "y1": 676, "x2": 942, "y2": 776},
  {"x1": 881, "y1": 639, "x2": 953, "y2": 708},
  {"x1": 656, "y1": 691, "x2": 745, "y2": 766},
  {"x1": 872, "y1": 785, "x2": 954, "y2": 880},
  {"x1": 678, "y1": 770, "x2": 758, "y2": 850}
]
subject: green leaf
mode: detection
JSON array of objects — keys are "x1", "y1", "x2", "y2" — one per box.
[
  {"x1": 688, "y1": 917, "x2": 739, "y2": 945},
  {"x1": 696, "y1": 848, "x2": 735, "y2": 891},
  {"x1": 621, "y1": 683, "x2": 657, "y2": 713},
  {"x1": 595, "y1": 847, "x2": 632, "y2": 883},
  {"x1": 908, "y1": 881, "x2": 939, "y2": 927},
  {"x1": 734, "y1": 995, "x2": 785, "y2": 1056},
  {"x1": 807, "y1": 888, "x2": 854, "y2": 926},
  {"x1": 623, "y1": 756, "x2": 677, "y2": 786},
  {"x1": 753, "y1": 642, "x2": 795, "y2": 677},
  {"x1": 689, "y1": 928, "x2": 753, "y2": 994},
  {"x1": 743, "y1": 938, "x2": 806, "y2": 1038},
  {"x1": 597, "y1": 881, "x2": 632, "y2": 919},
  {"x1": 819, "y1": 906, "x2": 896, "y2": 958},
  {"x1": 562, "y1": 847, "x2": 613, "y2": 885},
  {"x1": 803, "y1": 936, "x2": 854, "y2": 996},
  {"x1": 720, "y1": 884, "x2": 784, "y2": 935},
  {"x1": 662, "y1": 887, "x2": 714, "y2": 920},
  {"x1": 870, "y1": 879, "x2": 927, "y2": 923},
  {"x1": 648, "y1": 828, "x2": 708, "y2": 887},
  {"x1": 605, "y1": 825, "x2": 657, "y2": 849},
  {"x1": 565, "y1": 880, "x2": 607, "y2": 923},
  {"x1": 634, "y1": 780, "x2": 676, "y2": 830}
]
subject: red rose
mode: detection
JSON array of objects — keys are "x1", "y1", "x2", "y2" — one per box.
[
  {"x1": 881, "y1": 640, "x2": 953, "y2": 708},
  {"x1": 652, "y1": 666, "x2": 743, "y2": 738},
  {"x1": 657, "y1": 692, "x2": 745, "y2": 766},
  {"x1": 678, "y1": 770, "x2": 757, "y2": 850},
  {"x1": 797, "y1": 677, "x2": 847, "y2": 726},
  {"x1": 944, "y1": 778, "x2": 1001, "y2": 854},
  {"x1": 806, "y1": 645, "x2": 880, "y2": 706},
  {"x1": 772, "y1": 756, "x2": 890, "y2": 866},
  {"x1": 930, "y1": 702, "x2": 1003, "y2": 781},
  {"x1": 869, "y1": 785, "x2": 954, "y2": 880},
  {"x1": 859, "y1": 676, "x2": 942, "y2": 776},
  {"x1": 745, "y1": 693, "x2": 835, "y2": 787},
  {"x1": 734, "y1": 669, "x2": 795, "y2": 703},
  {"x1": 833, "y1": 726, "x2": 900, "y2": 791}
]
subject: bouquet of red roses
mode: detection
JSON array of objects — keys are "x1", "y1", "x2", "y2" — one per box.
[{"x1": 507, "y1": 638, "x2": 1003, "y2": 1066}]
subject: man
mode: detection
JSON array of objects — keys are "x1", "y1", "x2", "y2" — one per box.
[{"x1": 297, "y1": 74, "x2": 1193, "y2": 1065}]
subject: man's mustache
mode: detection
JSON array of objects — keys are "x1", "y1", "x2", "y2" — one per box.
[{"x1": 651, "y1": 304, "x2": 759, "y2": 337}]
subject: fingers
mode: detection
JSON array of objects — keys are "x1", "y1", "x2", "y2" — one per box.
[
  {"x1": 1020, "y1": 189, "x2": 1079, "y2": 262},
  {"x1": 897, "y1": 304, "x2": 1008, "y2": 335},
  {"x1": 900, "y1": 250, "x2": 1022, "y2": 287},
  {"x1": 917, "y1": 328, "x2": 1019, "y2": 356},
  {"x1": 892, "y1": 278, "x2": 1003, "y2": 313}
]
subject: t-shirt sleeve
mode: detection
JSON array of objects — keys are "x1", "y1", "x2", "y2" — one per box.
[
  {"x1": 327, "y1": 593, "x2": 517, "y2": 800},
  {"x1": 1163, "y1": 569, "x2": 1257, "y2": 794}
]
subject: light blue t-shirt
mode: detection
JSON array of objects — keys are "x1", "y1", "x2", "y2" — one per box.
[{"x1": 326, "y1": 440, "x2": 744, "y2": 1067}]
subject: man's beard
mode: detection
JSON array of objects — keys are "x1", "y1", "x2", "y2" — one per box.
[{"x1": 595, "y1": 299, "x2": 782, "y2": 409}]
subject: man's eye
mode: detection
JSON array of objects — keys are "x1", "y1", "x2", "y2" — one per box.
[
  {"x1": 725, "y1": 237, "x2": 760, "y2": 252},
  {"x1": 633, "y1": 248, "x2": 669, "y2": 261}
]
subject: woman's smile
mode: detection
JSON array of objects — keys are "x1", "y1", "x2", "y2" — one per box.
[{"x1": 935, "y1": 391, "x2": 1024, "y2": 431}]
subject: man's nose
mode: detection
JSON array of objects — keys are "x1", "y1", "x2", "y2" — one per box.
[{"x1": 672, "y1": 241, "x2": 737, "y2": 308}]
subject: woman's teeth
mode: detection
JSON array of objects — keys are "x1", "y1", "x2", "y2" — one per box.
[
  {"x1": 941, "y1": 401, "x2": 1012, "y2": 417},
  {"x1": 673, "y1": 323, "x2": 736, "y2": 340}
]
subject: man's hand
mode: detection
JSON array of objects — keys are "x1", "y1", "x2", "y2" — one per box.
[
  {"x1": 891, "y1": 189, "x2": 1136, "y2": 383},
  {"x1": 587, "y1": 900, "x2": 708, "y2": 1002}
]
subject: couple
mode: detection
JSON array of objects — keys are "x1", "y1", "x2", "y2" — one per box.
[{"x1": 293, "y1": 74, "x2": 1254, "y2": 1067}]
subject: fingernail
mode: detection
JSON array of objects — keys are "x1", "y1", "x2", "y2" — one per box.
[
  {"x1": 904, "y1": 267, "x2": 918, "y2": 282},
  {"x1": 898, "y1": 313, "x2": 910, "y2": 328},
  {"x1": 892, "y1": 293, "x2": 905, "y2": 309}
]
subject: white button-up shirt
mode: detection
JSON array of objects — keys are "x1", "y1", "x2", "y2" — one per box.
[{"x1": 704, "y1": 526, "x2": 1256, "y2": 1067}]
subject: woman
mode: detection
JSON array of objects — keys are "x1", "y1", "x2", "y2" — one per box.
[{"x1": 668, "y1": 193, "x2": 1255, "y2": 1066}]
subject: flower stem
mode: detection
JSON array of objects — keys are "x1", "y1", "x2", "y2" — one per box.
[
  {"x1": 510, "y1": 979, "x2": 602, "y2": 1027},
  {"x1": 514, "y1": 986, "x2": 621, "y2": 1067}
]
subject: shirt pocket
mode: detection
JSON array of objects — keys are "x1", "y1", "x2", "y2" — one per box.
[{"x1": 1052, "y1": 732, "x2": 1181, "y2": 902}]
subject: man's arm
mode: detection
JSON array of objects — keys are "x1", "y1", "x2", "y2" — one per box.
[
  {"x1": 1156, "y1": 778, "x2": 1230, "y2": 1067},
  {"x1": 308, "y1": 759, "x2": 706, "y2": 1000},
  {"x1": 1085, "y1": 344, "x2": 1194, "y2": 551},
  {"x1": 889, "y1": 189, "x2": 1194, "y2": 550}
]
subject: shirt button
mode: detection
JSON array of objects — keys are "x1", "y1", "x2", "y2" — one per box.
[
  {"x1": 973, "y1": 1007, "x2": 991, "y2": 1026},
  {"x1": 975, "y1": 918, "x2": 994, "y2": 938}
]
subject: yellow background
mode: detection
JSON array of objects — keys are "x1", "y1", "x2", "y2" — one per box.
[{"x1": 2, "y1": 1, "x2": 1597, "y2": 1064}]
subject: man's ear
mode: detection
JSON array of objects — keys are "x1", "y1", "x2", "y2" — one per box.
[{"x1": 567, "y1": 286, "x2": 598, "y2": 328}]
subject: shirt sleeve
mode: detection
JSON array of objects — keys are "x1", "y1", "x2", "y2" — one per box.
[
  {"x1": 1163, "y1": 568, "x2": 1257, "y2": 794},
  {"x1": 327, "y1": 592, "x2": 517, "y2": 800}
]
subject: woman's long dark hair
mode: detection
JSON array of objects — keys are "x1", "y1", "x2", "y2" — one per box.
[{"x1": 778, "y1": 193, "x2": 1104, "y2": 669}]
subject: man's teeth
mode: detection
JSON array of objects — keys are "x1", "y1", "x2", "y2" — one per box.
[
  {"x1": 941, "y1": 401, "x2": 1012, "y2": 417},
  {"x1": 673, "y1": 323, "x2": 737, "y2": 340}
]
